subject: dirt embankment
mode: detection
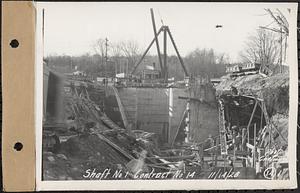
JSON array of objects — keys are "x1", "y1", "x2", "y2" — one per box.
[
  {"x1": 43, "y1": 134, "x2": 128, "y2": 180},
  {"x1": 216, "y1": 72, "x2": 290, "y2": 148},
  {"x1": 216, "y1": 73, "x2": 289, "y2": 116}
]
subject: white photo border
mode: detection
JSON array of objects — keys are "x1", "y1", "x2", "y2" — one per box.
[{"x1": 35, "y1": 2, "x2": 298, "y2": 190}]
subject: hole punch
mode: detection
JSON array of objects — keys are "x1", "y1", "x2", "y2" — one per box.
[
  {"x1": 14, "y1": 142, "x2": 23, "y2": 151},
  {"x1": 9, "y1": 39, "x2": 19, "y2": 48}
]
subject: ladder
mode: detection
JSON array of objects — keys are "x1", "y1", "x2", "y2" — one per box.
[{"x1": 218, "y1": 99, "x2": 228, "y2": 156}]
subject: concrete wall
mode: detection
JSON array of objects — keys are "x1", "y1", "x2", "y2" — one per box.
[
  {"x1": 168, "y1": 88, "x2": 189, "y2": 145},
  {"x1": 189, "y1": 83, "x2": 219, "y2": 142},
  {"x1": 189, "y1": 102, "x2": 219, "y2": 142},
  {"x1": 117, "y1": 84, "x2": 218, "y2": 145},
  {"x1": 116, "y1": 88, "x2": 137, "y2": 129},
  {"x1": 104, "y1": 87, "x2": 125, "y2": 128},
  {"x1": 117, "y1": 88, "x2": 170, "y2": 144},
  {"x1": 136, "y1": 88, "x2": 169, "y2": 144}
]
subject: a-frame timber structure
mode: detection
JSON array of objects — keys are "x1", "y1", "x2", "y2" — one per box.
[{"x1": 130, "y1": 8, "x2": 189, "y2": 82}]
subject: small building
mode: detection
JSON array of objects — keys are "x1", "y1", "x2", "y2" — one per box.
[
  {"x1": 210, "y1": 78, "x2": 221, "y2": 86},
  {"x1": 72, "y1": 70, "x2": 86, "y2": 76},
  {"x1": 242, "y1": 63, "x2": 261, "y2": 71},
  {"x1": 225, "y1": 64, "x2": 242, "y2": 73},
  {"x1": 141, "y1": 69, "x2": 160, "y2": 80},
  {"x1": 116, "y1": 72, "x2": 126, "y2": 78},
  {"x1": 226, "y1": 63, "x2": 261, "y2": 75},
  {"x1": 96, "y1": 77, "x2": 106, "y2": 82}
]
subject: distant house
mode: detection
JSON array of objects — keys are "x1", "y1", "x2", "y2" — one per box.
[
  {"x1": 225, "y1": 64, "x2": 242, "y2": 73},
  {"x1": 226, "y1": 63, "x2": 261, "y2": 75},
  {"x1": 72, "y1": 70, "x2": 86, "y2": 76},
  {"x1": 141, "y1": 69, "x2": 160, "y2": 80},
  {"x1": 241, "y1": 63, "x2": 261, "y2": 72},
  {"x1": 210, "y1": 78, "x2": 221, "y2": 86},
  {"x1": 116, "y1": 73, "x2": 126, "y2": 78}
]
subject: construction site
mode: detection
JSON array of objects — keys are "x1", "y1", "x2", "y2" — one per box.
[{"x1": 42, "y1": 8, "x2": 290, "y2": 181}]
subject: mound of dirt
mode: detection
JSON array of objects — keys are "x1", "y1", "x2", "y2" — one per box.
[
  {"x1": 270, "y1": 113, "x2": 289, "y2": 148},
  {"x1": 43, "y1": 134, "x2": 129, "y2": 180},
  {"x1": 216, "y1": 73, "x2": 289, "y2": 116}
]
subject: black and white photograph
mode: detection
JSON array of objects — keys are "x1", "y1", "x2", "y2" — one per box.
[{"x1": 35, "y1": 2, "x2": 298, "y2": 190}]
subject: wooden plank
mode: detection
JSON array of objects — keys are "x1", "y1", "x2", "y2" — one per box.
[
  {"x1": 95, "y1": 133, "x2": 134, "y2": 160},
  {"x1": 100, "y1": 115, "x2": 123, "y2": 131},
  {"x1": 253, "y1": 123, "x2": 257, "y2": 168},
  {"x1": 146, "y1": 153, "x2": 195, "y2": 160},
  {"x1": 110, "y1": 86, "x2": 129, "y2": 129},
  {"x1": 246, "y1": 100, "x2": 258, "y2": 136},
  {"x1": 218, "y1": 100, "x2": 227, "y2": 155},
  {"x1": 171, "y1": 110, "x2": 187, "y2": 147}
]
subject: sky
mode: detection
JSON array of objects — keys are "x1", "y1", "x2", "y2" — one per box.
[{"x1": 37, "y1": 2, "x2": 294, "y2": 62}]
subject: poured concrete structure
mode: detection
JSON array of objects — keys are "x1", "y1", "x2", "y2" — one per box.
[{"x1": 106, "y1": 84, "x2": 219, "y2": 146}]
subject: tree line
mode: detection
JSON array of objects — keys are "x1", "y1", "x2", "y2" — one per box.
[
  {"x1": 45, "y1": 26, "x2": 286, "y2": 80},
  {"x1": 45, "y1": 39, "x2": 228, "y2": 80}
]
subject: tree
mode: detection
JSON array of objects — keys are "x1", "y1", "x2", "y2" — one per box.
[
  {"x1": 93, "y1": 38, "x2": 107, "y2": 65},
  {"x1": 239, "y1": 29, "x2": 280, "y2": 69},
  {"x1": 184, "y1": 48, "x2": 226, "y2": 78},
  {"x1": 119, "y1": 40, "x2": 141, "y2": 70}
]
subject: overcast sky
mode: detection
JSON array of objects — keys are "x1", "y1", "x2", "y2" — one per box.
[{"x1": 37, "y1": 2, "x2": 294, "y2": 62}]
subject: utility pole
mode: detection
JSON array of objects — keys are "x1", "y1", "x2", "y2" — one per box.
[{"x1": 105, "y1": 38, "x2": 109, "y2": 78}]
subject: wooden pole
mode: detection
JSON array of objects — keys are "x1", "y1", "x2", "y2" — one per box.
[
  {"x1": 280, "y1": 26, "x2": 283, "y2": 73},
  {"x1": 150, "y1": 8, "x2": 163, "y2": 75},
  {"x1": 247, "y1": 126, "x2": 250, "y2": 150},
  {"x1": 166, "y1": 27, "x2": 189, "y2": 77},
  {"x1": 130, "y1": 27, "x2": 163, "y2": 75},
  {"x1": 163, "y1": 27, "x2": 168, "y2": 82},
  {"x1": 246, "y1": 100, "x2": 258, "y2": 133},
  {"x1": 253, "y1": 123, "x2": 257, "y2": 168}
]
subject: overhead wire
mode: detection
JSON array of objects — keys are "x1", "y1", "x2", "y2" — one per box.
[{"x1": 157, "y1": 8, "x2": 164, "y2": 26}]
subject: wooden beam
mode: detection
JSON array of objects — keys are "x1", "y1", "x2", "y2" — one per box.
[
  {"x1": 166, "y1": 27, "x2": 189, "y2": 77},
  {"x1": 163, "y1": 27, "x2": 168, "y2": 82},
  {"x1": 95, "y1": 132, "x2": 134, "y2": 160},
  {"x1": 253, "y1": 123, "x2": 257, "y2": 168},
  {"x1": 171, "y1": 109, "x2": 187, "y2": 147},
  {"x1": 148, "y1": 162, "x2": 180, "y2": 166},
  {"x1": 130, "y1": 27, "x2": 163, "y2": 75},
  {"x1": 146, "y1": 153, "x2": 194, "y2": 160},
  {"x1": 150, "y1": 8, "x2": 163, "y2": 74},
  {"x1": 110, "y1": 86, "x2": 129, "y2": 129},
  {"x1": 246, "y1": 100, "x2": 258, "y2": 140}
]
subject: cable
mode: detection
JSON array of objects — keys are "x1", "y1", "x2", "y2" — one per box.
[{"x1": 157, "y1": 9, "x2": 164, "y2": 26}]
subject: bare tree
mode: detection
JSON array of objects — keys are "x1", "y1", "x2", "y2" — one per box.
[
  {"x1": 240, "y1": 29, "x2": 280, "y2": 69},
  {"x1": 184, "y1": 48, "x2": 226, "y2": 78},
  {"x1": 93, "y1": 38, "x2": 106, "y2": 64},
  {"x1": 110, "y1": 42, "x2": 122, "y2": 58},
  {"x1": 110, "y1": 42, "x2": 123, "y2": 74},
  {"x1": 119, "y1": 40, "x2": 140, "y2": 67}
]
